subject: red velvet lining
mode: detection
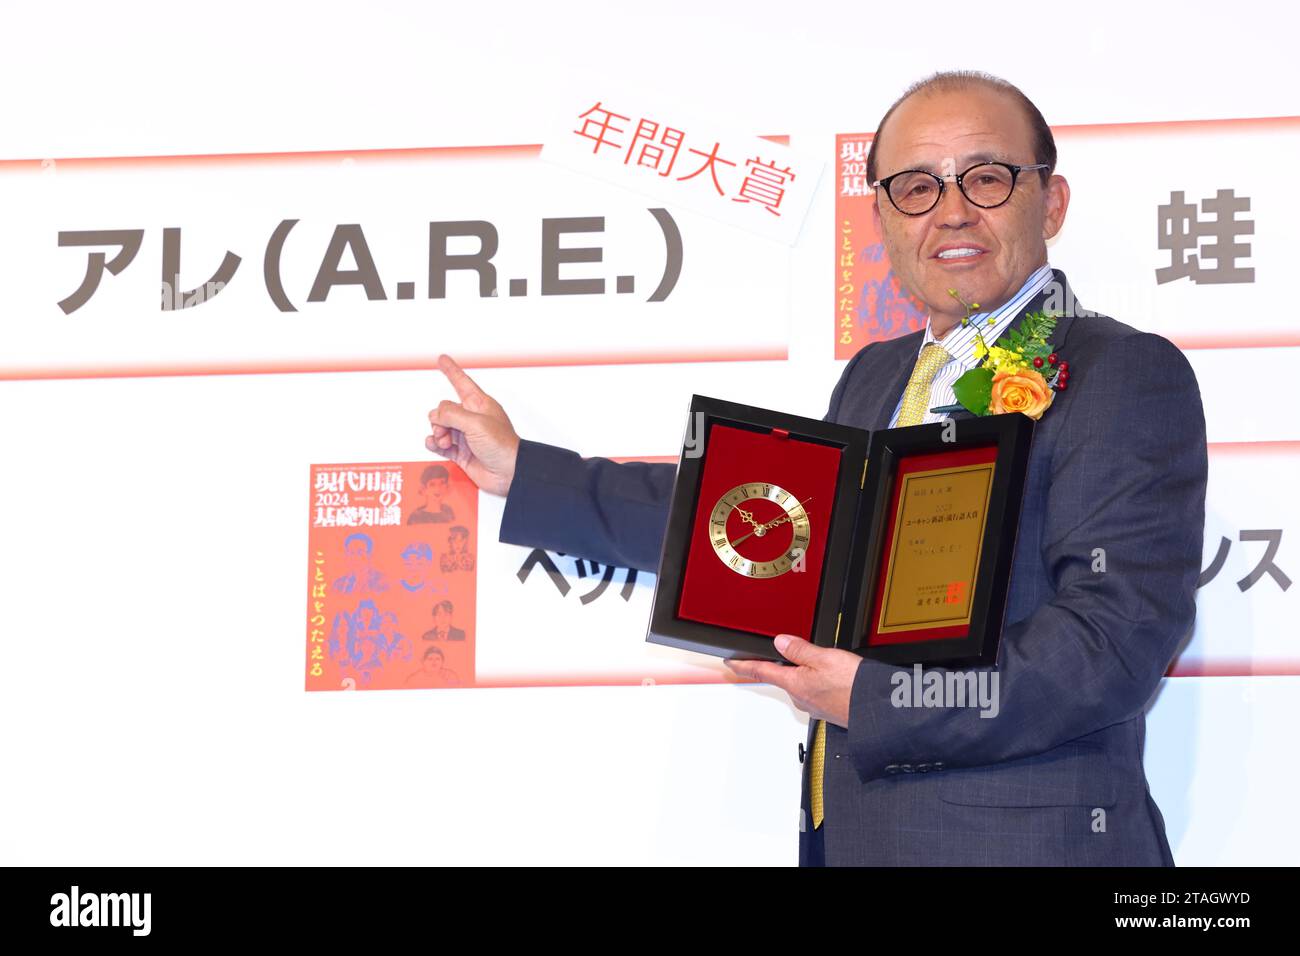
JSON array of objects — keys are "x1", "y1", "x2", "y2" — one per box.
[{"x1": 676, "y1": 424, "x2": 842, "y2": 639}]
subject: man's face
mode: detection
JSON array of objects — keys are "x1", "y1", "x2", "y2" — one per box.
[
  {"x1": 424, "y1": 478, "x2": 448, "y2": 504},
  {"x1": 344, "y1": 540, "x2": 369, "y2": 568},
  {"x1": 432, "y1": 607, "x2": 451, "y2": 629},
  {"x1": 871, "y1": 85, "x2": 1069, "y2": 326},
  {"x1": 402, "y1": 551, "x2": 430, "y2": 575}
]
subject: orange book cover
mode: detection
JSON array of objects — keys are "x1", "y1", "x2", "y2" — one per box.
[
  {"x1": 306, "y1": 461, "x2": 478, "y2": 691},
  {"x1": 834, "y1": 133, "x2": 926, "y2": 358}
]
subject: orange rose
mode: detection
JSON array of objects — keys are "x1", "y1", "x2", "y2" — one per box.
[{"x1": 989, "y1": 368, "x2": 1053, "y2": 419}]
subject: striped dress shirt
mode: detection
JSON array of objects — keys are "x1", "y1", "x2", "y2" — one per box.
[{"x1": 886, "y1": 263, "x2": 1055, "y2": 427}]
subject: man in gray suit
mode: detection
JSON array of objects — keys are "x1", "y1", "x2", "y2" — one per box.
[{"x1": 425, "y1": 71, "x2": 1206, "y2": 866}]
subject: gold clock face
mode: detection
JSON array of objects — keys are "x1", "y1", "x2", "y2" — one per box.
[{"x1": 709, "y1": 482, "x2": 810, "y2": 578}]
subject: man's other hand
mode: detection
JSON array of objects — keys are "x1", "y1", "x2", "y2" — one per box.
[
  {"x1": 427, "y1": 354, "x2": 522, "y2": 498},
  {"x1": 724, "y1": 634, "x2": 862, "y2": 728}
]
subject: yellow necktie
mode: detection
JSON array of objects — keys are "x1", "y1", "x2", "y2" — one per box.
[
  {"x1": 810, "y1": 341, "x2": 950, "y2": 830},
  {"x1": 894, "y1": 342, "x2": 953, "y2": 428}
]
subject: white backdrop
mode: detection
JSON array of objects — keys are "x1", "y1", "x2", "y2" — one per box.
[{"x1": 1, "y1": 0, "x2": 1296, "y2": 865}]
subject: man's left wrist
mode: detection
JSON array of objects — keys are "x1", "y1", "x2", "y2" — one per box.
[{"x1": 846, "y1": 654, "x2": 893, "y2": 781}]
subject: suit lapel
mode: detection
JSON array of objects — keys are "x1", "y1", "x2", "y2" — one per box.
[
  {"x1": 1003, "y1": 266, "x2": 1080, "y2": 351},
  {"x1": 870, "y1": 336, "x2": 923, "y2": 430},
  {"x1": 1042, "y1": 268, "x2": 1082, "y2": 354}
]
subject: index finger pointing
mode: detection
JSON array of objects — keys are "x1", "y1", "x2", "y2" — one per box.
[{"x1": 437, "y1": 353, "x2": 485, "y2": 402}]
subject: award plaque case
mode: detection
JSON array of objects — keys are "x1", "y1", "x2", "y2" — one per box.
[{"x1": 646, "y1": 394, "x2": 1034, "y2": 667}]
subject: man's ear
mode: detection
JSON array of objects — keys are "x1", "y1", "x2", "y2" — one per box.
[
  {"x1": 872, "y1": 191, "x2": 883, "y2": 233},
  {"x1": 1043, "y1": 174, "x2": 1070, "y2": 241}
]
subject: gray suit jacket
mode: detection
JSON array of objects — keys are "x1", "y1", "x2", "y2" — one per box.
[{"x1": 499, "y1": 269, "x2": 1207, "y2": 866}]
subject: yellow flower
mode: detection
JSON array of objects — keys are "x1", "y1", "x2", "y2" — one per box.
[{"x1": 984, "y1": 346, "x2": 1029, "y2": 373}]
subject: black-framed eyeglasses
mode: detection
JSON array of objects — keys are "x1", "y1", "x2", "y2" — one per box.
[{"x1": 871, "y1": 161, "x2": 1050, "y2": 216}]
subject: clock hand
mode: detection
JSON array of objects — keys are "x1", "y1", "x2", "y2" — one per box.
[
  {"x1": 757, "y1": 496, "x2": 814, "y2": 532},
  {"x1": 730, "y1": 499, "x2": 813, "y2": 548}
]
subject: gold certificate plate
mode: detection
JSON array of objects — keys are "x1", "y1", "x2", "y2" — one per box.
[{"x1": 876, "y1": 461, "x2": 996, "y2": 634}]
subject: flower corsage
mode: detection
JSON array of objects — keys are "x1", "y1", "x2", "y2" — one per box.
[{"x1": 933, "y1": 289, "x2": 1069, "y2": 421}]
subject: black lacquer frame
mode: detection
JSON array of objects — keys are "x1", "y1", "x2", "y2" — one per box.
[
  {"x1": 646, "y1": 394, "x2": 868, "y2": 662},
  {"x1": 843, "y1": 413, "x2": 1035, "y2": 667}
]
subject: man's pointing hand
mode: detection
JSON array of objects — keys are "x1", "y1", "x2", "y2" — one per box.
[{"x1": 427, "y1": 353, "x2": 522, "y2": 498}]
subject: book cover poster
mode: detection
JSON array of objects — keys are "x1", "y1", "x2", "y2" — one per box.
[{"x1": 306, "y1": 461, "x2": 477, "y2": 691}]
